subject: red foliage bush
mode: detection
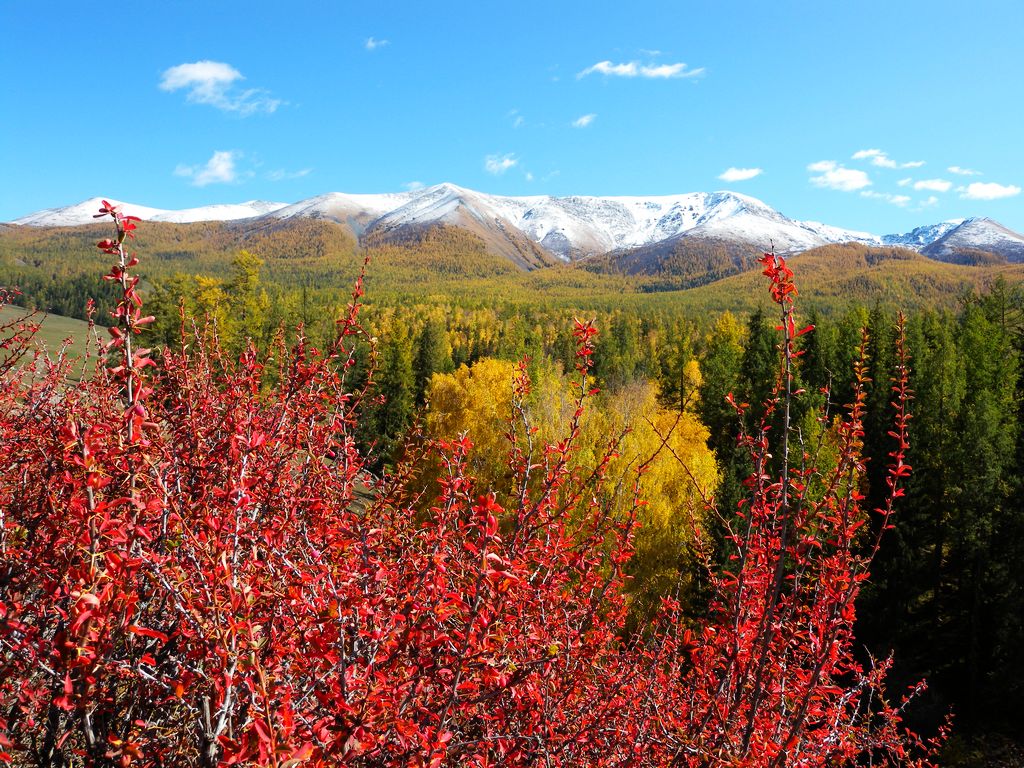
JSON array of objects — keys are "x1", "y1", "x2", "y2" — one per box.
[{"x1": 0, "y1": 205, "x2": 939, "y2": 765}]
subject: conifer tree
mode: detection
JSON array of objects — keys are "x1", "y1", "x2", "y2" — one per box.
[
  {"x1": 413, "y1": 317, "x2": 452, "y2": 405},
  {"x1": 369, "y1": 326, "x2": 415, "y2": 464}
]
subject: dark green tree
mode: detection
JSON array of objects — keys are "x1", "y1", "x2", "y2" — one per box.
[
  {"x1": 739, "y1": 309, "x2": 778, "y2": 423},
  {"x1": 862, "y1": 293, "x2": 1024, "y2": 747},
  {"x1": 368, "y1": 327, "x2": 416, "y2": 466},
  {"x1": 414, "y1": 318, "x2": 453, "y2": 405},
  {"x1": 696, "y1": 311, "x2": 746, "y2": 524}
]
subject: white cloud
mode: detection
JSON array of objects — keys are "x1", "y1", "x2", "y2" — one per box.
[
  {"x1": 174, "y1": 150, "x2": 239, "y2": 187},
  {"x1": 852, "y1": 148, "x2": 893, "y2": 167},
  {"x1": 913, "y1": 178, "x2": 953, "y2": 192},
  {"x1": 267, "y1": 168, "x2": 312, "y2": 181},
  {"x1": 642, "y1": 62, "x2": 702, "y2": 78},
  {"x1": 807, "y1": 160, "x2": 871, "y2": 192},
  {"x1": 365, "y1": 36, "x2": 389, "y2": 50},
  {"x1": 525, "y1": 171, "x2": 535, "y2": 182},
  {"x1": 508, "y1": 109, "x2": 525, "y2": 128},
  {"x1": 860, "y1": 190, "x2": 911, "y2": 207},
  {"x1": 577, "y1": 60, "x2": 704, "y2": 79},
  {"x1": 580, "y1": 61, "x2": 636, "y2": 77},
  {"x1": 908, "y1": 196, "x2": 942, "y2": 213},
  {"x1": 961, "y1": 182, "x2": 1021, "y2": 200},
  {"x1": 851, "y1": 148, "x2": 924, "y2": 169},
  {"x1": 403, "y1": 181, "x2": 424, "y2": 191},
  {"x1": 897, "y1": 178, "x2": 912, "y2": 187},
  {"x1": 161, "y1": 60, "x2": 240, "y2": 94},
  {"x1": 484, "y1": 153, "x2": 518, "y2": 175},
  {"x1": 718, "y1": 167, "x2": 763, "y2": 182},
  {"x1": 572, "y1": 113, "x2": 597, "y2": 128},
  {"x1": 948, "y1": 165, "x2": 982, "y2": 176},
  {"x1": 160, "y1": 60, "x2": 281, "y2": 115}
]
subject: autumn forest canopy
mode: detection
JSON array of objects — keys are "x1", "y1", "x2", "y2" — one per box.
[{"x1": 1, "y1": 205, "x2": 1024, "y2": 766}]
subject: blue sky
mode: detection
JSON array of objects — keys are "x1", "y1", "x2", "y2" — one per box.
[{"x1": 2, "y1": 0, "x2": 1022, "y2": 234}]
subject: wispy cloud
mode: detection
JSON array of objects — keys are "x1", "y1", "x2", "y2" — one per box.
[
  {"x1": 860, "y1": 190, "x2": 911, "y2": 207},
  {"x1": 365, "y1": 36, "x2": 389, "y2": 50},
  {"x1": 913, "y1": 178, "x2": 953, "y2": 192},
  {"x1": 948, "y1": 165, "x2": 982, "y2": 176},
  {"x1": 160, "y1": 61, "x2": 282, "y2": 115},
  {"x1": 852, "y1": 149, "x2": 893, "y2": 167},
  {"x1": 508, "y1": 109, "x2": 525, "y2": 128},
  {"x1": 897, "y1": 178, "x2": 912, "y2": 187},
  {"x1": 403, "y1": 181, "x2": 424, "y2": 191},
  {"x1": 960, "y1": 182, "x2": 1021, "y2": 200},
  {"x1": 851, "y1": 148, "x2": 924, "y2": 169},
  {"x1": 572, "y1": 113, "x2": 597, "y2": 128},
  {"x1": 525, "y1": 171, "x2": 535, "y2": 182},
  {"x1": 174, "y1": 150, "x2": 240, "y2": 187},
  {"x1": 718, "y1": 167, "x2": 763, "y2": 183},
  {"x1": 484, "y1": 153, "x2": 518, "y2": 175},
  {"x1": 577, "y1": 60, "x2": 704, "y2": 79},
  {"x1": 267, "y1": 168, "x2": 312, "y2": 181},
  {"x1": 807, "y1": 160, "x2": 871, "y2": 192}
]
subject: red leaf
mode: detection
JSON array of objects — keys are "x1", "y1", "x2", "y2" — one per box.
[{"x1": 128, "y1": 624, "x2": 169, "y2": 643}]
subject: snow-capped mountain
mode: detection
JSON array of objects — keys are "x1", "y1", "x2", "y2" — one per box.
[
  {"x1": 10, "y1": 197, "x2": 289, "y2": 227},
  {"x1": 921, "y1": 218, "x2": 1024, "y2": 263},
  {"x1": 268, "y1": 192, "x2": 414, "y2": 234},
  {"x1": 10, "y1": 186, "x2": 1023, "y2": 266},
  {"x1": 346, "y1": 184, "x2": 880, "y2": 258},
  {"x1": 278, "y1": 184, "x2": 883, "y2": 259},
  {"x1": 882, "y1": 220, "x2": 964, "y2": 248}
]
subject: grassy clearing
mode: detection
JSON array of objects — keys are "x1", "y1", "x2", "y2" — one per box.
[{"x1": 0, "y1": 304, "x2": 94, "y2": 379}]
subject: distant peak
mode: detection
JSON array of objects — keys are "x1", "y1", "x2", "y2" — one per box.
[{"x1": 425, "y1": 182, "x2": 472, "y2": 196}]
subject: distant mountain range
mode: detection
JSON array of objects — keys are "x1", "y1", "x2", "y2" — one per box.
[{"x1": 10, "y1": 185, "x2": 1024, "y2": 268}]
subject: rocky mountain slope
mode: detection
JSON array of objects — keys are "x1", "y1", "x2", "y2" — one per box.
[{"x1": 10, "y1": 187, "x2": 1024, "y2": 267}]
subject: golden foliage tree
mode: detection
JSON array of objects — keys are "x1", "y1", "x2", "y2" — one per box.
[{"x1": 424, "y1": 357, "x2": 719, "y2": 620}]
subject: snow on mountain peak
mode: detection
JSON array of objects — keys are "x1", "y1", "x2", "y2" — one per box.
[
  {"x1": 10, "y1": 198, "x2": 289, "y2": 227},
  {"x1": 12, "y1": 198, "x2": 165, "y2": 227},
  {"x1": 882, "y1": 219, "x2": 964, "y2": 248},
  {"x1": 921, "y1": 217, "x2": 1024, "y2": 262},
  {"x1": 9, "y1": 187, "x2": 1019, "y2": 265}
]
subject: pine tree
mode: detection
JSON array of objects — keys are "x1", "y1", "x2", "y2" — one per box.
[
  {"x1": 697, "y1": 312, "x2": 746, "y2": 535},
  {"x1": 369, "y1": 326, "x2": 416, "y2": 465},
  {"x1": 413, "y1": 317, "x2": 452, "y2": 405}
]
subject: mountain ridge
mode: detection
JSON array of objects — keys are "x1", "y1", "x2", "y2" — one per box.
[{"x1": 10, "y1": 186, "x2": 1024, "y2": 266}]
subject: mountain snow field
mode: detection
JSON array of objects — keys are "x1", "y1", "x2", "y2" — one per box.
[{"x1": 10, "y1": 186, "x2": 1023, "y2": 263}]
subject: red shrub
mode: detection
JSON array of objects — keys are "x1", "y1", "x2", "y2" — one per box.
[{"x1": 0, "y1": 206, "x2": 939, "y2": 766}]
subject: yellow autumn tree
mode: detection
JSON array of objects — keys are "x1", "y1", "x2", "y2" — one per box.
[
  {"x1": 423, "y1": 358, "x2": 517, "y2": 491},
  {"x1": 423, "y1": 357, "x2": 719, "y2": 621}
]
